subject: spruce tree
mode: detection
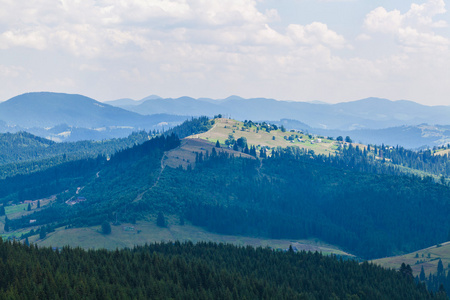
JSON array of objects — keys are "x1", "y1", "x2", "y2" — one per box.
[
  {"x1": 420, "y1": 266, "x2": 426, "y2": 281},
  {"x1": 157, "y1": 212, "x2": 166, "y2": 227},
  {"x1": 4, "y1": 217, "x2": 9, "y2": 232},
  {"x1": 39, "y1": 227, "x2": 46, "y2": 239},
  {"x1": 101, "y1": 221, "x2": 111, "y2": 235},
  {"x1": 215, "y1": 140, "x2": 221, "y2": 148},
  {"x1": 438, "y1": 259, "x2": 444, "y2": 276}
]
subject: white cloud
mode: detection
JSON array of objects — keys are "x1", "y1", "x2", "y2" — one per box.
[
  {"x1": 364, "y1": 0, "x2": 448, "y2": 50},
  {"x1": 406, "y1": 0, "x2": 447, "y2": 27},
  {"x1": 364, "y1": 7, "x2": 404, "y2": 34},
  {"x1": 0, "y1": 65, "x2": 25, "y2": 78},
  {"x1": 0, "y1": 0, "x2": 349, "y2": 58},
  {"x1": 356, "y1": 33, "x2": 371, "y2": 41},
  {"x1": 0, "y1": 29, "x2": 47, "y2": 50},
  {"x1": 0, "y1": 0, "x2": 448, "y2": 105},
  {"x1": 398, "y1": 26, "x2": 449, "y2": 51},
  {"x1": 287, "y1": 22, "x2": 348, "y2": 48}
]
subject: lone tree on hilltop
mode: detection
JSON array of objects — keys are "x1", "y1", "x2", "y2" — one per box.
[{"x1": 236, "y1": 137, "x2": 247, "y2": 149}]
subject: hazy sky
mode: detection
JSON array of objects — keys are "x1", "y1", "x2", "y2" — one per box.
[{"x1": 0, "y1": 0, "x2": 449, "y2": 105}]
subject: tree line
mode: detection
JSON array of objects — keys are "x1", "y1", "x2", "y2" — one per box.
[{"x1": 0, "y1": 239, "x2": 444, "y2": 299}]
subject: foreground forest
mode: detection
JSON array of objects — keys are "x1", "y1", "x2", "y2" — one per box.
[{"x1": 0, "y1": 239, "x2": 445, "y2": 299}]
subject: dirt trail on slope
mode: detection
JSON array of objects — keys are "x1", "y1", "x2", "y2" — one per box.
[{"x1": 133, "y1": 153, "x2": 167, "y2": 203}]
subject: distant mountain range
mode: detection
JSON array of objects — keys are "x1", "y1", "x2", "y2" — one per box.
[
  {"x1": 106, "y1": 95, "x2": 450, "y2": 131},
  {"x1": 269, "y1": 119, "x2": 450, "y2": 149},
  {"x1": 1, "y1": 92, "x2": 450, "y2": 147},
  {"x1": 0, "y1": 92, "x2": 188, "y2": 142}
]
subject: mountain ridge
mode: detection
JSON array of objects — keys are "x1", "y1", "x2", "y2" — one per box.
[
  {"x1": 0, "y1": 92, "x2": 189, "y2": 142},
  {"x1": 108, "y1": 94, "x2": 450, "y2": 130}
]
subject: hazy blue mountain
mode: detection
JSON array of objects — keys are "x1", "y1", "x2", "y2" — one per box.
[
  {"x1": 0, "y1": 92, "x2": 189, "y2": 141},
  {"x1": 105, "y1": 94, "x2": 162, "y2": 107},
  {"x1": 300, "y1": 124, "x2": 450, "y2": 149},
  {"x1": 104, "y1": 98, "x2": 144, "y2": 107},
  {"x1": 123, "y1": 96, "x2": 234, "y2": 117},
  {"x1": 109, "y1": 95, "x2": 450, "y2": 130},
  {"x1": 0, "y1": 92, "x2": 150, "y2": 128},
  {"x1": 141, "y1": 94, "x2": 162, "y2": 101}
]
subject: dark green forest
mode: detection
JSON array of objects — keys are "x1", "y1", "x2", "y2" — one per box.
[
  {"x1": 0, "y1": 130, "x2": 152, "y2": 179},
  {"x1": 148, "y1": 148, "x2": 450, "y2": 259},
  {"x1": 3, "y1": 117, "x2": 450, "y2": 261},
  {"x1": 2, "y1": 116, "x2": 450, "y2": 287},
  {"x1": 334, "y1": 142, "x2": 450, "y2": 179},
  {"x1": 0, "y1": 239, "x2": 444, "y2": 299},
  {"x1": 2, "y1": 117, "x2": 450, "y2": 296}
]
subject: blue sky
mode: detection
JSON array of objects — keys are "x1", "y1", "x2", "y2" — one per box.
[{"x1": 0, "y1": 0, "x2": 449, "y2": 105}]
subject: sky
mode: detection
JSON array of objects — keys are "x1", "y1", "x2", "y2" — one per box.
[{"x1": 0, "y1": 0, "x2": 449, "y2": 105}]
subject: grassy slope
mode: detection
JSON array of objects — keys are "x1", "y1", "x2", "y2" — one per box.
[
  {"x1": 372, "y1": 242, "x2": 450, "y2": 276},
  {"x1": 192, "y1": 118, "x2": 339, "y2": 156},
  {"x1": 31, "y1": 218, "x2": 353, "y2": 257}
]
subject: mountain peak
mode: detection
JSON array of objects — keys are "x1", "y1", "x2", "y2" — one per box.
[
  {"x1": 223, "y1": 95, "x2": 244, "y2": 101},
  {"x1": 140, "y1": 94, "x2": 162, "y2": 101}
]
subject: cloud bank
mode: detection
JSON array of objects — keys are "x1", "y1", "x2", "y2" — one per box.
[{"x1": 0, "y1": 0, "x2": 448, "y2": 105}]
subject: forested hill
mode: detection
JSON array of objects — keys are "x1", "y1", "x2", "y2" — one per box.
[
  {"x1": 0, "y1": 130, "x2": 152, "y2": 178},
  {"x1": 0, "y1": 239, "x2": 444, "y2": 299},
  {"x1": 3, "y1": 117, "x2": 450, "y2": 261}
]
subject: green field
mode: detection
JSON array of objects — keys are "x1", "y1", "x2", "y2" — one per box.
[
  {"x1": 372, "y1": 242, "x2": 450, "y2": 276},
  {"x1": 29, "y1": 217, "x2": 353, "y2": 257},
  {"x1": 5, "y1": 203, "x2": 28, "y2": 215}
]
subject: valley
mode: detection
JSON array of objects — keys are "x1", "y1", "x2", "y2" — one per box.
[
  {"x1": 1, "y1": 112, "x2": 450, "y2": 296},
  {"x1": 3, "y1": 0, "x2": 450, "y2": 296}
]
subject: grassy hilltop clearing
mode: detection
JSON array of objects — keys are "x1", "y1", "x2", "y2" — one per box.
[{"x1": 191, "y1": 118, "x2": 340, "y2": 156}]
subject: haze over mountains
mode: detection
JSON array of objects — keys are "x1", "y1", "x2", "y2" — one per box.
[
  {"x1": 0, "y1": 91, "x2": 449, "y2": 147},
  {"x1": 0, "y1": 92, "x2": 187, "y2": 142},
  {"x1": 106, "y1": 95, "x2": 450, "y2": 131},
  {"x1": 106, "y1": 94, "x2": 450, "y2": 148}
]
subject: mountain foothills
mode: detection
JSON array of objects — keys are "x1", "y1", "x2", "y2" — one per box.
[
  {"x1": 1, "y1": 106, "x2": 450, "y2": 295},
  {"x1": 0, "y1": 130, "x2": 153, "y2": 179}
]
